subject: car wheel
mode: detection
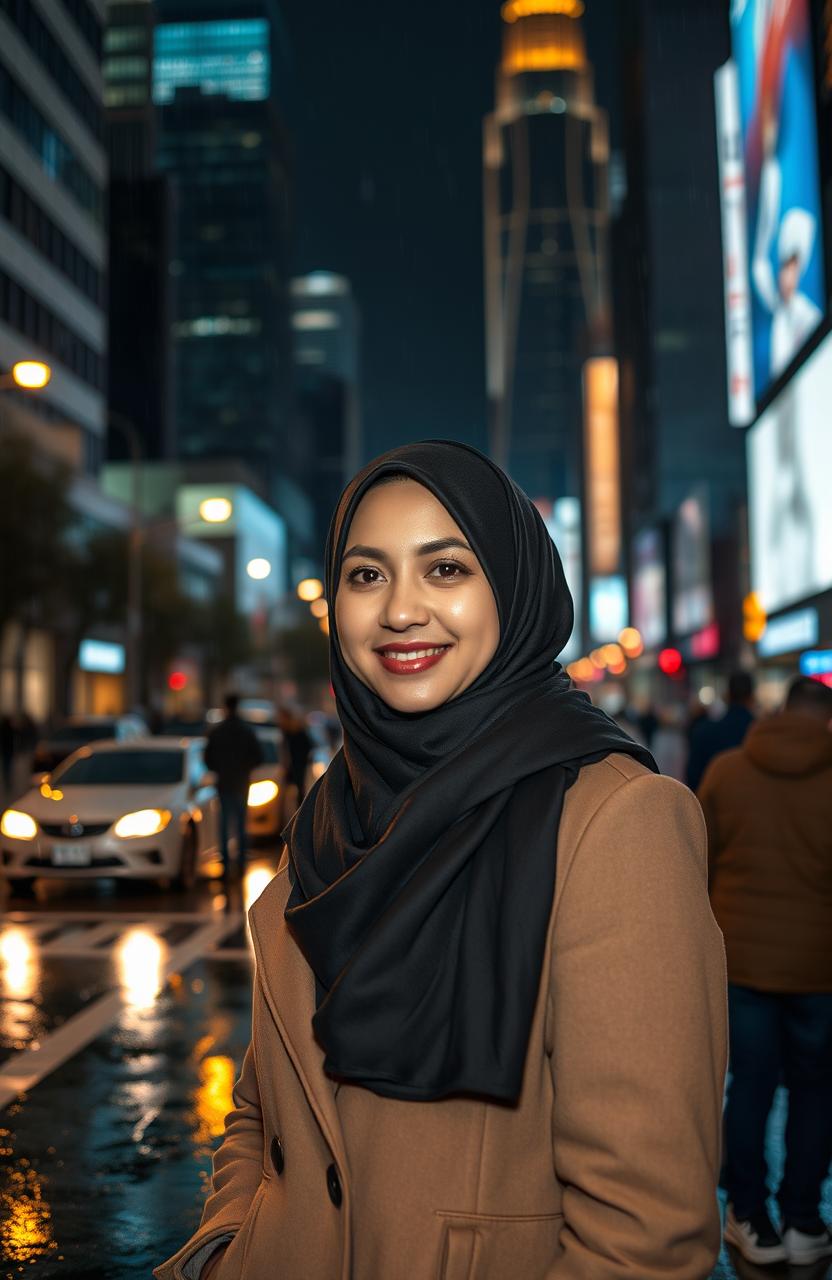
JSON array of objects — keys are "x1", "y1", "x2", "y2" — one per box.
[{"x1": 174, "y1": 825, "x2": 198, "y2": 892}]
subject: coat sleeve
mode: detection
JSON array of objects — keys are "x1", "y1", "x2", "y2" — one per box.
[
  {"x1": 153, "y1": 1040, "x2": 265, "y2": 1280},
  {"x1": 545, "y1": 773, "x2": 728, "y2": 1280}
]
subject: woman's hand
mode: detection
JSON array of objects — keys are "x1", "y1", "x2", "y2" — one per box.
[{"x1": 200, "y1": 1243, "x2": 230, "y2": 1280}]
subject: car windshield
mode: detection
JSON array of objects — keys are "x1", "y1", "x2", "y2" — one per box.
[
  {"x1": 257, "y1": 737, "x2": 279, "y2": 764},
  {"x1": 54, "y1": 750, "x2": 184, "y2": 786},
  {"x1": 50, "y1": 724, "x2": 115, "y2": 743}
]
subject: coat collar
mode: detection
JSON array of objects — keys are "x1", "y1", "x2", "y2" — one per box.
[{"x1": 248, "y1": 861, "x2": 347, "y2": 1167}]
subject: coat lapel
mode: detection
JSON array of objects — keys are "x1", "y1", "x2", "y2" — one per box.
[{"x1": 248, "y1": 865, "x2": 347, "y2": 1167}]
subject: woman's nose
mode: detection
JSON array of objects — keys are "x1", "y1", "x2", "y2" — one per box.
[{"x1": 379, "y1": 575, "x2": 430, "y2": 629}]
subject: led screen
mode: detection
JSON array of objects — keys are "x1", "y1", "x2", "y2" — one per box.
[
  {"x1": 748, "y1": 331, "x2": 832, "y2": 613},
  {"x1": 730, "y1": 0, "x2": 826, "y2": 403},
  {"x1": 631, "y1": 528, "x2": 667, "y2": 650}
]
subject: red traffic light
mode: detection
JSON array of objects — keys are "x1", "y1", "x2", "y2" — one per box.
[
  {"x1": 658, "y1": 648, "x2": 683, "y2": 676},
  {"x1": 168, "y1": 671, "x2": 188, "y2": 691}
]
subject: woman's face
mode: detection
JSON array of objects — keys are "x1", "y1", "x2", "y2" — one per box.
[{"x1": 334, "y1": 478, "x2": 500, "y2": 713}]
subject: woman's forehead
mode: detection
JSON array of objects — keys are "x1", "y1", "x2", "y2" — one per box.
[{"x1": 347, "y1": 478, "x2": 465, "y2": 540}]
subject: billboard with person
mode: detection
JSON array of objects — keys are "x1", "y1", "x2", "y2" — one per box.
[
  {"x1": 748, "y1": 330, "x2": 832, "y2": 613},
  {"x1": 730, "y1": 0, "x2": 825, "y2": 404}
]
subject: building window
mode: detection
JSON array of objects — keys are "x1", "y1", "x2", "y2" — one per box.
[
  {"x1": 104, "y1": 26, "x2": 146, "y2": 53},
  {"x1": 0, "y1": 64, "x2": 103, "y2": 223},
  {"x1": 153, "y1": 19, "x2": 270, "y2": 104},
  {"x1": 0, "y1": 267, "x2": 105, "y2": 390},
  {"x1": 0, "y1": 163, "x2": 103, "y2": 305},
  {"x1": 103, "y1": 55, "x2": 149, "y2": 82},
  {"x1": 104, "y1": 84, "x2": 149, "y2": 108},
  {"x1": 0, "y1": 0, "x2": 103, "y2": 141}
]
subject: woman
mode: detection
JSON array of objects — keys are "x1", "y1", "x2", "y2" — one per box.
[{"x1": 156, "y1": 442, "x2": 727, "y2": 1280}]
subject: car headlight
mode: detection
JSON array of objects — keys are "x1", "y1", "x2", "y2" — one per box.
[
  {"x1": 248, "y1": 779, "x2": 279, "y2": 808},
  {"x1": 113, "y1": 809, "x2": 172, "y2": 839},
  {"x1": 0, "y1": 809, "x2": 38, "y2": 841}
]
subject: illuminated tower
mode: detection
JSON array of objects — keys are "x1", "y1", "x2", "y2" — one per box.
[{"x1": 483, "y1": 0, "x2": 611, "y2": 504}]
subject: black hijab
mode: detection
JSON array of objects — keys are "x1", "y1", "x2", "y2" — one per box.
[{"x1": 284, "y1": 441, "x2": 655, "y2": 1102}]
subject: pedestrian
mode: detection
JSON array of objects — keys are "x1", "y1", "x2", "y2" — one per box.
[
  {"x1": 686, "y1": 670, "x2": 756, "y2": 792},
  {"x1": 698, "y1": 675, "x2": 832, "y2": 1267},
  {"x1": 204, "y1": 693, "x2": 263, "y2": 879},
  {"x1": 0, "y1": 712, "x2": 14, "y2": 794},
  {"x1": 157, "y1": 442, "x2": 727, "y2": 1280},
  {"x1": 276, "y1": 705, "x2": 312, "y2": 804}
]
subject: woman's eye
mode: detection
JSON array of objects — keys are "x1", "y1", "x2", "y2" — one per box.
[
  {"x1": 346, "y1": 566, "x2": 382, "y2": 585},
  {"x1": 430, "y1": 561, "x2": 470, "y2": 580}
]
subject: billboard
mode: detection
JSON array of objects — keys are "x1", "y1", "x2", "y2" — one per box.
[
  {"x1": 631, "y1": 527, "x2": 667, "y2": 650},
  {"x1": 672, "y1": 492, "x2": 714, "y2": 638},
  {"x1": 541, "y1": 497, "x2": 582, "y2": 664},
  {"x1": 730, "y1": 0, "x2": 826, "y2": 404},
  {"x1": 748, "y1": 331, "x2": 832, "y2": 613}
]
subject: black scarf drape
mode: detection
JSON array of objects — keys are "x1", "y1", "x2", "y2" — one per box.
[{"x1": 284, "y1": 441, "x2": 655, "y2": 1102}]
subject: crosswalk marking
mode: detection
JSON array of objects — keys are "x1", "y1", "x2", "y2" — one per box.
[
  {"x1": 0, "y1": 911, "x2": 246, "y2": 1110},
  {"x1": 1, "y1": 911, "x2": 253, "y2": 961}
]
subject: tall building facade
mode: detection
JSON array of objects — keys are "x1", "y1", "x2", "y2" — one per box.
[
  {"x1": 613, "y1": 0, "x2": 748, "y2": 669},
  {"x1": 0, "y1": 0, "x2": 107, "y2": 472},
  {"x1": 291, "y1": 271, "x2": 361, "y2": 553},
  {"x1": 483, "y1": 0, "x2": 611, "y2": 506},
  {"x1": 152, "y1": 0, "x2": 294, "y2": 504},
  {"x1": 104, "y1": 0, "x2": 175, "y2": 463}
]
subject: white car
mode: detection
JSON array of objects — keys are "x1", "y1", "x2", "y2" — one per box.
[
  {"x1": 246, "y1": 727, "x2": 287, "y2": 842},
  {"x1": 1, "y1": 737, "x2": 219, "y2": 891}
]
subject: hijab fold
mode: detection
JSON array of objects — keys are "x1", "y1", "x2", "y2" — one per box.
[{"x1": 284, "y1": 441, "x2": 655, "y2": 1102}]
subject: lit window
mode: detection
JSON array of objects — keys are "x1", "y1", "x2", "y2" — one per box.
[
  {"x1": 153, "y1": 19, "x2": 270, "y2": 103},
  {"x1": 291, "y1": 310, "x2": 340, "y2": 332}
]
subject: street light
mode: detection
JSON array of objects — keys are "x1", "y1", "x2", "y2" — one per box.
[
  {"x1": 0, "y1": 360, "x2": 52, "y2": 391},
  {"x1": 199, "y1": 497, "x2": 233, "y2": 524},
  {"x1": 246, "y1": 558, "x2": 272, "y2": 581},
  {"x1": 297, "y1": 577, "x2": 324, "y2": 602}
]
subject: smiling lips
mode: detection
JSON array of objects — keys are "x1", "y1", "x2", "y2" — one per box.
[{"x1": 374, "y1": 642, "x2": 452, "y2": 675}]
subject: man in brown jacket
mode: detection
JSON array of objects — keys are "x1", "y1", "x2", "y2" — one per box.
[{"x1": 699, "y1": 676, "x2": 832, "y2": 1268}]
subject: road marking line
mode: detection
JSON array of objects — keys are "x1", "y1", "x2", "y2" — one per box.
[{"x1": 0, "y1": 912, "x2": 243, "y2": 1111}]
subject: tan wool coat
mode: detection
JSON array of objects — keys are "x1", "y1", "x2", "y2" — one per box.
[{"x1": 156, "y1": 755, "x2": 728, "y2": 1280}]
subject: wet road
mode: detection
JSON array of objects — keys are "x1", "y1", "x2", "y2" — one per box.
[{"x1": 0, "y1": 855, "x2": 829, "y2": 1279}]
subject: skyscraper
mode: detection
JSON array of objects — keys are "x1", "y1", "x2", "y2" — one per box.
[
  {"x1": 0, "y1": 0, "x2": 107, "y2": 472},
  {"x1": 483, "y1": 0, "x2": 611, "y2": 505},
  {"x1": 104, "y1": 0, "x2": 175, "y2": 462},
  {"x1": 152, "y1": 0, "x2": 294, "y2": 501}
]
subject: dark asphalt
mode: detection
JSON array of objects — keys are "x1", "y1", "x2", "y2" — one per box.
[{"x1": 0, "y1": 858, "x2": 829, "y2": 1279}]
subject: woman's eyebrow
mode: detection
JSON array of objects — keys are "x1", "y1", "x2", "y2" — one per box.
[{"x1": 342, "y1": 537, "x2": 473, "y2": 561}]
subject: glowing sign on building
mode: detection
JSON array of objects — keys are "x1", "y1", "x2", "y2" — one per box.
[{"x1": 583, "y1": 357, "x2": 621, "y2": 577}]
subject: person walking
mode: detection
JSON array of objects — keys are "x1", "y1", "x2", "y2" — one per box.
[
  {"x1": 687, "y1": 670, "x2": 756, "y2": 792},
  {"x1": 158, "y1": 442, "x2": 727, "y2": 1280},
  {"x1": 204, "y1": 694, "x2": 263, "y2": 879},
  {"x1": 699, "y1": 676, "x2": 832, "y2": 1267},
  {"x1": 277, "y1": 705, "x2": 313, "y2": 805}
]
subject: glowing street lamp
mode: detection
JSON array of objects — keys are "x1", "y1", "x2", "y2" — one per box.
[
  {"x1": 12, "y1": 360, "x2": 51, "y2": 389},
  {"x1": 297, "y1": 577, "x2": 324, "y2": 602},
  {"x1": 310, "y1": 598, "x2": 328, "y2": 619},
  {"x1": 199, "y1": 497, "x2": 233, "y2": 524},
  {"x1": 246, "y1": 558, "x2": 272, "y2": 581}
]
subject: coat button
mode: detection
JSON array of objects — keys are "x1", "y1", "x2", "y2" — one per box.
[
  {"x1": 326, "y1": 1163, "x2": 342, "y2": 1207},
  {"x1": 270, "y1": 1135, "x2": 285, "y2": 1176}
]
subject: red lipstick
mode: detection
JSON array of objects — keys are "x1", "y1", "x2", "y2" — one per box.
[{"x1": 374, "y1": 642, "x2": 452, "y2": 676}]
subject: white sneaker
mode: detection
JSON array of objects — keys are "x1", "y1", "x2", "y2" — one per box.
[
  {"x1": 782, "y1": 1220, "x2": 832, "y2": 1266},
  {"x1": 724, "y1": 1205, "x2": 788, "y2": 1264}
]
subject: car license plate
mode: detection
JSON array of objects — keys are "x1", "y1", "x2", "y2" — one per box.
[{"x1": 52, "y1": 843, "x2": 92, "y2": 867}]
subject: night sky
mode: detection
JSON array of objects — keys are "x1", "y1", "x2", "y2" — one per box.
[{"x1": 279, "y1": 0, "x2": 619, "y2": 462}]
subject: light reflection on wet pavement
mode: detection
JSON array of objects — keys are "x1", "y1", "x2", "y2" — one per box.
[
  {"x1": 0, "y1": 861, "x2": 829, "y2": 1279},
  {"x1": 1, "y1": 956, "x2": 251, "y2": 1277}
]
